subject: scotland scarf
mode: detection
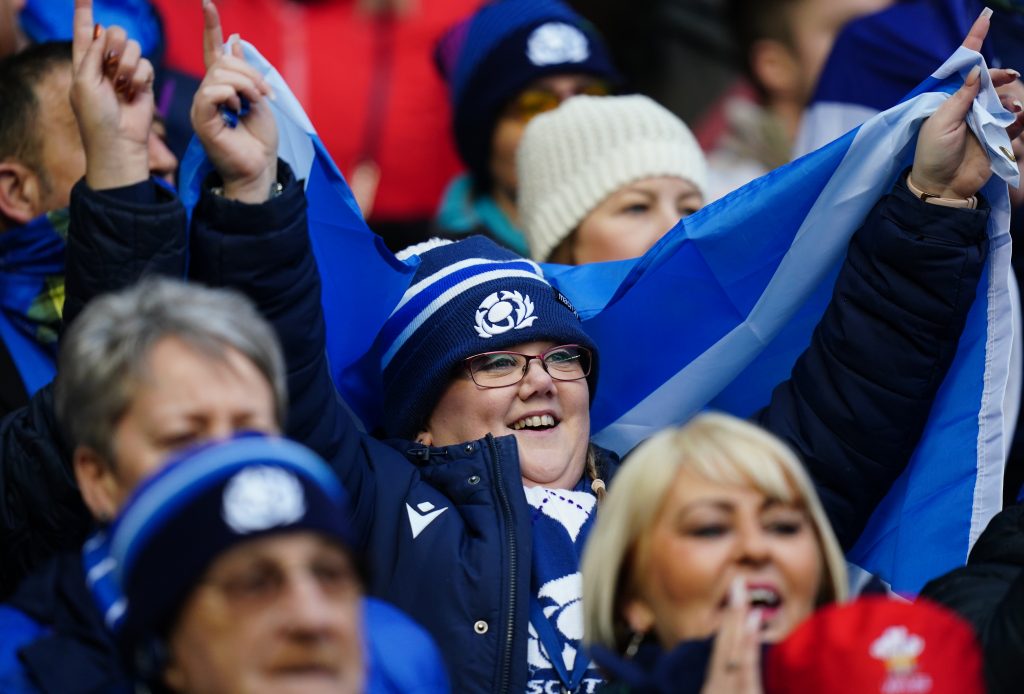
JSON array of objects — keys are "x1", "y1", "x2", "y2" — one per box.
[
  {"x1": 525, "y1": 485, "x2": 603, "y2": 693},
  {"x1": 0, "y1": 209, "x2": 67, "y2": 397}
]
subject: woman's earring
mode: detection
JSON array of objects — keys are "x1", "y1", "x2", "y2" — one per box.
[{"x1": 624, "y1": 631, "x2": 644, "y2": 659}]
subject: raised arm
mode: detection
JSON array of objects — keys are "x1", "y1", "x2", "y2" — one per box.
[
  {"x1": 755, "y1": 11, "x2": 1023, "y2": 549},
  {"x1": 184, "y1": 1, "x2": 376, "y2": 538},
  {"x1": 64, "y1": 0, "x2": 186, "y2": 326}
]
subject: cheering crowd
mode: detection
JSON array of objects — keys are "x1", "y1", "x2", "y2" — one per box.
[{"x1": 1, "y1": 0, "x2": 1024, "y2": 692}]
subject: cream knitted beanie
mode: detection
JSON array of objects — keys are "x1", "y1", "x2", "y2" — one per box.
[{"x1": 517, "y1": 94, "x2": 708, "y2": 262}]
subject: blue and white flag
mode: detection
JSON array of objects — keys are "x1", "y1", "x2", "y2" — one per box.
[
  {"x1": 180, "y1": 42, "x2": 1016, "y2": 595},
  {"x1": 794, "y1": 1, "x2": 1018, "y2": 593}
]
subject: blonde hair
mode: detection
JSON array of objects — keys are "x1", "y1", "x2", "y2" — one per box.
[{"x1": 581, "y1": 412, "x2": 847, "y2": 652}]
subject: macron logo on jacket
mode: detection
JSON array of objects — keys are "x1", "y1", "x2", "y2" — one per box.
[{"x1": 407, "y1": 501, "x2": 448, "y2": 538}]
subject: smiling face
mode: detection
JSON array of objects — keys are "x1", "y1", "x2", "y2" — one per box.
[
  {"x1": 421, "y1": 339, "x2": 591, "y2": 489},
  {"x1": 623, "y1": 467, "x2": 823, "y2": 646},
  {"x1": 571, "y1": 176, "x2": 703, "y2": 264},
  {"x1": 164, "y1": 533, "x2": 364, "y2": 694}
]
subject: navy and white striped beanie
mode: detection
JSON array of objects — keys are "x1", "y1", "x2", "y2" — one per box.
[
  {"x1": 102, "y1": 434, "x2": 353, "y2": 657},
  {"x1": 378, "y1": 236, "x2": 598, "y2": 439}
]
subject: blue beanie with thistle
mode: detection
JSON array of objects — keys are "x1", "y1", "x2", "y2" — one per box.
[
  {"x1": 377, "y1": 236, "x2": 598, "y2": 439},
  {"x1": 435, "y1": 0, "x2": 620, "y2": 189},
  {"x1": 103, "y1": 434, "x2": 353, "y2": 659}
]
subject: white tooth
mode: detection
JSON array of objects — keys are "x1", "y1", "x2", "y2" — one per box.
[
  {"x1": 543, "y1": 414, "x2": 554, "y2": 426},
  {"x1": 527, "y1": 416, "x2": 538, "y2": 428}
]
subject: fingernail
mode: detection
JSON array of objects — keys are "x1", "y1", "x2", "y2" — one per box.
[
  {"x1": 968, "y1": 65, "x2": 982, "y2": 84},
  {"x1": 745, "y1": 608, "x2": 763, "y2": 634},
  {"x1": 229, "y1": 32, "x2": 240, "y2": 46},
  {"x1": 104, "y1": 51, "x2": 118, "y2": 69},
  {"x1": 981, "y1": 6, "x2": 993, "y2": 19},
  {"x1": 1010, "y1": 69, "x2": 1022, "y2": 79},
  {"x1": 93, "y1": 23, "x2": 101, "y2": 39},
  {"x1": 729, "y1": 577, "x2": 746, "y2": 608},
  {"x1": 114, "y1": 74, "x2": 127, "y2": 91},
  {"x1": 1014, "y1": 100, "x2": 1023, "y2": 113}
]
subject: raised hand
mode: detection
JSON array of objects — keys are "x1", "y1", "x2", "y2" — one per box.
[
  {"x1": 71, "y1": 0, "x2": 156, "y2": 189},
  {"x1": 190, "y1": 0, "x2": 278, "y2": 203},
  {"x1": 700, "y1": 579, "x2": 763, "y2": 694},
  {"x1": 910, "y1": 9, "x2": 1024, "y2": 200}
]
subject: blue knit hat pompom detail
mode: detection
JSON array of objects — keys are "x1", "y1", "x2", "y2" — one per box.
[{"x1": 379, "y1": 235, "x2": 598, "y2": 439}]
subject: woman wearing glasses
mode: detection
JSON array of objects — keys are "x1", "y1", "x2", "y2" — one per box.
[
  {"x1": 55, "y1": 4, "x2": 1013, "y2": 694},
  {"x1": 432, "y1": 0, "x2": 617, "y2": 257}
]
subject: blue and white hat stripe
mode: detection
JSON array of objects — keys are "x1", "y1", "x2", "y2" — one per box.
[
  {"x1": 108, "y1": 437, "x2": 342, "y2": 586},
  {"x1": 380, "y1": 262, "x2": 550, "y2": 369},
  {"x1": 392, "y1": 256, "x2": 544, "y2": 315}
]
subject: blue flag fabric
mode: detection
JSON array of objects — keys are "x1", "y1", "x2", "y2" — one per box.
[
  {"x1": 181, "y1": 43, "x2": 1016, "y2": 595},
  {"x1": 795, "y1": 4, "x2": 1019, "y2": 593}
]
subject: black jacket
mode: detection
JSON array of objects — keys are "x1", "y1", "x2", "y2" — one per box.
[{"x1": 920, "y1": 503, "x2": 1024, "y2": 694}]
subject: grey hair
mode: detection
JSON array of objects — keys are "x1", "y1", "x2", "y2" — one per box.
[
  {"x1": 581, "y1": 412, "x2": 848, "y2": 652},
  {"x1": 54, "y1": 277, "x2": 287, "y2": 463}
]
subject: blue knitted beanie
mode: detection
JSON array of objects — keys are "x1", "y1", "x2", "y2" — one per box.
[
  {"x1": 379, "y1": 236, "x2": 597, "y2": 439},
  {"x1": 435, "y1": 0, "x2": 619, "y2": 189},
  {"x1": 105, "y1": 434, "x2": 353, "y2": 654}
]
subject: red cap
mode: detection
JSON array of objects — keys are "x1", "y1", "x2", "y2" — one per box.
[{"x1": 764, "y1": 596, "x2": 984, "y2": 694}]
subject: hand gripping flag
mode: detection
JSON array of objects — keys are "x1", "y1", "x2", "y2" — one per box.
[
  {"x1": 180, "y1": 42, "x2": 1017, "y2": 595},
  {"x1": 794, "y1": 2, "x2": 1018, "y2": 593}
]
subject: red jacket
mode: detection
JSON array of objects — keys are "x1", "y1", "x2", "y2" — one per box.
[{"x1": 153, "y1": 0, "x2": 478, "y2": 222}]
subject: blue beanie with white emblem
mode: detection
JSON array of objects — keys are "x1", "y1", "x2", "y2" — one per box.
[
  {"x1": 101, "y1": 434, "x2": 354, "y2": 662},
  {"x1": 435, "y1": 0, "x2": 620, "y2": 189},
  {"x1": 378, "y1": 236, "x2": 598, "y2": 439}
]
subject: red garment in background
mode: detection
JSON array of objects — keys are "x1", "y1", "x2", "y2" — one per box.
[{"x1": 153, "y1": 0, "x2": 477, "y2": 223}]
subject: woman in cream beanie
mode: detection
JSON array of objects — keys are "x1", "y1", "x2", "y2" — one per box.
[{"x1": 517, "y1": 94, "x2": 708, "y2": 263}]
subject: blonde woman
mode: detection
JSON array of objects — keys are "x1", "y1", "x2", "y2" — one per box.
[{"x1": 581, "y1": 413, "x2": 847, "y2": 693}]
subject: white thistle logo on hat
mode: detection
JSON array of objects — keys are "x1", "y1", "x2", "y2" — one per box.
[
  {"x1": 526, "y1": 22, "x2": 590, "y2": 66},
  {"x1": 475, "y1": 290, "x2": 538, "y2": 338},
  {"x1": 222, "y1": 466, "x2": 306, "y2": 534}
]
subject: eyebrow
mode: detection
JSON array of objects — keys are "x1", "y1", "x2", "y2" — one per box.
[{"x1": 675, "y1": 496, "x2": 796, "y2": 519}]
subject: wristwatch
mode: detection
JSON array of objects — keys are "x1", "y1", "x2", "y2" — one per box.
[{"x1": 210, "y1": 180, "x2": 285, "y2": 200}]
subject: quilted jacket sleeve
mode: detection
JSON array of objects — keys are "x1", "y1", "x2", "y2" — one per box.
[
  {"x1": 188, "y1": 164, "x2": 378, "y2": 543},
  {"x1": 0, "y1": 180, "x2": 186, "y2": 600},
  {"x1": 754, "y1": 178, "x2": 989, "y2": 549},
  {"x1": 64, "y1": 179, "x2": 187, "y2": 327}
]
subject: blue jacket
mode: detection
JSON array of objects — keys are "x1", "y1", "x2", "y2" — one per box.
[{"x1": 0, "y1": 171, "x2": 989, "y2": 693}]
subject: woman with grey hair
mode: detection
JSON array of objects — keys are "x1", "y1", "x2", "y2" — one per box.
[{"x1": 581, "y1": 413, "x2": 847, "y2": 692}]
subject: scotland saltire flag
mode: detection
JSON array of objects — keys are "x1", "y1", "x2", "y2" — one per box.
[
  {"x1": 793, "y1": 1, "x2": 1017, "y2": 593},
  {"x1": 179, "y1": 42, "x2": 1017, "y2": 594}
]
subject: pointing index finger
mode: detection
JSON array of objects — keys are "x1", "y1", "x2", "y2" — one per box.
[
  {"x1": 202, "y1": 0, "x2": 226, "y2": 70},
  {"x1": 962, "y1": 7, "x2": 992, "y2": 52},
  {"x1": 72, "y1": 0, "x2": 95, "y2": 71}
]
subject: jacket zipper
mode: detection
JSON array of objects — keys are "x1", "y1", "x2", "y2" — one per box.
[{"x1": 489, "y1": 434, "x2": 516, "y2": 694}]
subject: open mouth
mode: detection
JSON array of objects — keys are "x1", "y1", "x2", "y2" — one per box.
[
  {"x1": 748, "y1": 586, "x2": 782, "y2": 610},
  {"x1": 510, "y1": 414, "x2": 559, "y2": 431},
  {"x1": 719, "y1": 584, "x2": 783, "y2": 618}
]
